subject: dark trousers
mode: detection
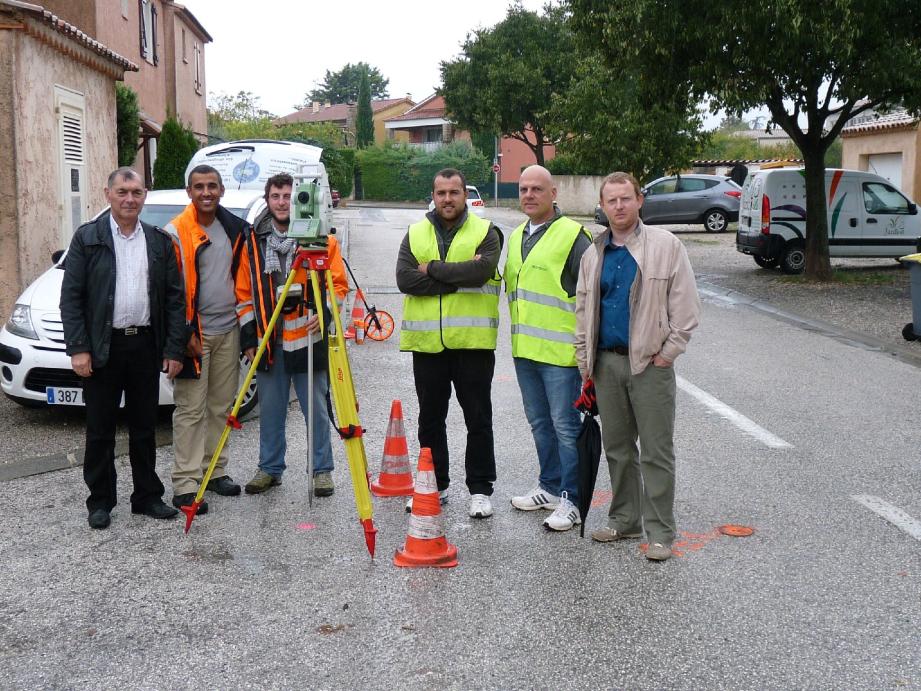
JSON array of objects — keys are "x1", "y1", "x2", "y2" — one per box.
[
  {"x1": 412, "y1": 349, "x2": 496, "y2": 495},
  {"x1": 82, "y1": 331, "x2": 164, "y2": 512}
]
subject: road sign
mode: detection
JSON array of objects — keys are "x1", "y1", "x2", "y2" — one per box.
[{"x1": 492, "y1": 163, "x2": 500, "y2": 173}]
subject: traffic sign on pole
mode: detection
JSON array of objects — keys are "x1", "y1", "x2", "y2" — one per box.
[{"x1": 492, "y1": 163, "x2": 500, "y2": 173}]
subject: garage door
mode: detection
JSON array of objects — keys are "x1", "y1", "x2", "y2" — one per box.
[{"x1": 867, "y1": 153, "x2": 903, "y2": 191}]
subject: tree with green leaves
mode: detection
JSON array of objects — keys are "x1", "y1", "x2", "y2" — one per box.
[
  {"x1": 356, "y1": 69, "x2": 374, "y2": 149},
  {"x1": 153, "y1": 117, "x2": 198, "y2": 189},
  {"x1": 115, "y1": 84, "x2": 140, "y2": 167},
  {"x1": 569, "y1": 0, "x2": 921, "y2": 279},
  {"x1": 547, "y1": 51, "x2": 705, "y2": 180},
  {"x1": 208, "y1": 91, "x2": 275, "y2": 141},
  {"x1": 301, "y1": 62, "x2": 389, "y2": 106},
  {"x1": 440, "y1": 5, "x2": 575, "y2": 166}
]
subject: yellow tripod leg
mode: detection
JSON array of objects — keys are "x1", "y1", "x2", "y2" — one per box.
[
  {"x1": 310, "y1": 269, "x2": 377, "y2": 556},
  {"x1": 182, "y1": 264, "x2": 301, "y2": 533}
]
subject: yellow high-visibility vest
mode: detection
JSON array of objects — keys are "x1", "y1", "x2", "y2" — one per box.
[
  {"x1": 400, "y1": 215, "x2": 500, "y2": 353},
  {"x1": 504, "y1": 216, "x2": 587, "y2": 366}
]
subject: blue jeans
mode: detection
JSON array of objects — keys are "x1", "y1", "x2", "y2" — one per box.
[
  {"x1": 257, "y1": 354, "x2": 334, "y2": 479},
  {"x1": 513, "y1": 357, "x2": 582, "y2": 503}
]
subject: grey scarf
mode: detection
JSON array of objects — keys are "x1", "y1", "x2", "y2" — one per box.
[{"x1": 264, "y1": 228, "x2": 297, "y2": 275}]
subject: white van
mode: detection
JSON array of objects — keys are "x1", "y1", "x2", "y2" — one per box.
[
  {"x1": 736, "y1": 168, "x2": 921, "y2": 273},
  {"x1": 187, "y1": 139, "x2": 334, "y2": 235}
]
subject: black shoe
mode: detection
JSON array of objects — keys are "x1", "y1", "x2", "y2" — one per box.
[
  {"x1": 87, "y1": 509, "x2": 111, "y2": 530},
  {"x1": 132, "y1": 500, "x2": 179, "y2": 519},
  {"x1": 206, "y1": 475, "x2": 241, "y2": 497},
  {"x1": 171, "y1": 493, "x2": 208, "y2": 515}
]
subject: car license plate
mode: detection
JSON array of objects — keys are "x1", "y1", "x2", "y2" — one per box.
[{"x1": 46, "y1": 387, "x2": 84, "y2": 405}]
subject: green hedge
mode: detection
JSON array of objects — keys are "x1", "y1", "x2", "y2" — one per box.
[{"x1": 356, "y1": 142, "x2": 490, "y2": 201}]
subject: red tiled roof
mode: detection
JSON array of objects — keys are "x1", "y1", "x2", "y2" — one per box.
[
  {"x1": 275, "y1": 97, "x2": 413, "y2": 125},
  {"x1": 385, "y1": 93, "x2": 446, "y2": 123},
  {"x1": 0, "y1": 0, "x2": 138, "y2": 71}
]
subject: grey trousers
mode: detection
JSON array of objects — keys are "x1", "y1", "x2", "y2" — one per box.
[{"x1": 594, "y1": 350, "x2": 677, "y2": 545}]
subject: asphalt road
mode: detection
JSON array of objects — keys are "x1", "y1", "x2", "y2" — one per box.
[{"x1": 1, "y1": 207, "x2": 919, "y2": 689}]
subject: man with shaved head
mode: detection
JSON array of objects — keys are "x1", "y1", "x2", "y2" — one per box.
[{"x1": 506, "y1": 165, "x2": 593, "y2": 532}]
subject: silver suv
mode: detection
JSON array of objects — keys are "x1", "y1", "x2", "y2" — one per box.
[{"x1": 596, "y1": 174, "x2": 742, "y2": 232}]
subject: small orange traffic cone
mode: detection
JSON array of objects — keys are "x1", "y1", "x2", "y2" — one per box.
[
  {"x1": 371, "y1": 400, "x2": 415, "y2": 497},
  {"x1": 351, "y1": 290, "x2": 366, "y2": 344},
  {"x1": 394, "y1": 448, "x2": 458, "y2": 568}
]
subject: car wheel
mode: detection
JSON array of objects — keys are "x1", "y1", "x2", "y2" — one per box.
[
  {"x1": 779, "y1": 241, "x2": 806, "y2": 274},
  {"x1": 237, "y1": 353, "x2": 258, "y2": 417},
  {"x1": 753, "y1": 255, "x2": 779, "y2": 269},
  {"x1": 703, "y1": 208, "x2": 728, "y2": 232}
]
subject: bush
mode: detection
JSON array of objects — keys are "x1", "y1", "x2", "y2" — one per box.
[
  {"x1": 115, "y1": 84, "x2": 140, "y2": 167},
  {"x1": 153, "y1": 116, "x2": 199, "y2": 189},
  {"x1": 356, "y1": 141, "x2": 490, "y2": 200}
]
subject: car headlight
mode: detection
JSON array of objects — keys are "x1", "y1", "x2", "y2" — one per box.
[{"x1": 6, "y1": 304, "x2": 38, "y2": 340}]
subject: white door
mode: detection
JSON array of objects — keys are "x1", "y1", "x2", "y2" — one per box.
[{"x1": 867, "y1": 153, "x2": 903, "y2": 191}]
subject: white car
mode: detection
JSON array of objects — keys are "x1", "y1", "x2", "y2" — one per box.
[
  {"x1": 0, "y1": 189, "x2": 265, "y2": 412},
  {"x1": 427, "y1": 185, "x2": 487, "y2": 217}
]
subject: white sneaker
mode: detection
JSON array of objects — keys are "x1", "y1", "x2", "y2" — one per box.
[
  {"x1": 405, "y1": 489, "x2": 448, "y2": 513},
  {"x1": 510, "y1": 486, "x2": 560, "y2": 511},
  {"x1": 468, "y1": 493, "x2": 493, "y2": 519},
  {"x1": 543, "y1": 493, "x2": 581, "y2": 531}
]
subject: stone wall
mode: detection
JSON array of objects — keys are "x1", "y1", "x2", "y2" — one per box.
[
  {"x1": 554, "y1": 175, "x2": 605, "y2": 216},
  {"x1": 0, "y1": 30, "x2": 20, "y2": 315},
  {"x1": 9, "y1": 31, "x2": 117, "y2": 313}
]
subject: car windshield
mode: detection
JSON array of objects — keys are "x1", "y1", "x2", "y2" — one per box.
[
  {"x1": 139, "y1": 205, "x2": 247, "y2": 227},
  {"x1": 467, "y1": 188, "x2": 481, "y2": 201}
]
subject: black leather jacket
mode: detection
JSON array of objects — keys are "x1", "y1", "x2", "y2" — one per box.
[{"x1": 60, "y1": 212, "x2": 186, "y2": 369}]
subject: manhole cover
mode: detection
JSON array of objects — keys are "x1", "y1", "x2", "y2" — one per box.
[{"x1": 718, "y1": 524, "x2": 755, "y2": 537}]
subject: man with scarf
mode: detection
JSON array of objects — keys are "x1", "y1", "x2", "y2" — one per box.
[{"x1": 235, "y1": 173, "x2": 348, "y2": 497}]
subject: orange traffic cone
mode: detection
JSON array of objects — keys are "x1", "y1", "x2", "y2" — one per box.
[
  {"x1": 394, "y1": 448, "x2": 458, "y2": 568},
  {"x1": 351, "y1": 291, "x2": 366, "y2": 344},
  {"x1": 371, "y1": 400, "x2": 415, "y2": 497}
]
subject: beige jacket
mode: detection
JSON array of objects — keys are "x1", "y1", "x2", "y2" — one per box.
[{"x1": 575, "y1": 221, "x2": 700, "y2": 378}]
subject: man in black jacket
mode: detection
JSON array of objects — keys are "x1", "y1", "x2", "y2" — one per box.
[{"x1": 60, "y1": 167, "x2": 186, "y2": 530}]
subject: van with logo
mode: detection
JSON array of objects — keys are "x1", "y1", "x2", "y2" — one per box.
[
  {"x1": 187, "y1": 139, "x2": 334, "y2": 233},
  {"x1": 736, "y1": 168, "x2": 921, "y2": 273}
]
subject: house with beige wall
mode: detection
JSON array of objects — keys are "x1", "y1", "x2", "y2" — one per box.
[
  {"x1": 0, "y1": 0, "x2": 136, "y2": 314},
  {"x1": 841, "y1": 109, "x2": 921, "y2": 203},
  {"x1": 39, "y1": 0, "x2": 211, "y2": 186}
]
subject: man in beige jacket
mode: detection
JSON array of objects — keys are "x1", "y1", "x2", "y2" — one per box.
[{"x1": 574, "y1": 171, "x2": 700, "y2": 561}]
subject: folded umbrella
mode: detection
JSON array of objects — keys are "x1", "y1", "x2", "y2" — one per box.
[{"x1": 574, "y1": 379, "x2": 602, "y2": 538}]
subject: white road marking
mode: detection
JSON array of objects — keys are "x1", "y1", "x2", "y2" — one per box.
[
  {"x1": 676, "y1": 375, "x2": 793, "y2": 449},
  {"x1": 851, "y1": 495, "x2": 921, "y2": 541}
]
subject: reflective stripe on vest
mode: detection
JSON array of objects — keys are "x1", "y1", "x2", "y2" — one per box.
[
  {"x1": 400, "y1": 215, "x2": 500, "y2": 353},
  {"x1": 504, "y1": 216, "x2": 587, "y2": 366}
]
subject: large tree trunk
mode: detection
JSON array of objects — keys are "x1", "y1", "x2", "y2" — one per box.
[{"x1": 802, "y1": 148, "x2": 832, "y2": 280}]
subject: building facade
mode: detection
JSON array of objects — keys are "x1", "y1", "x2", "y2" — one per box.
[
  {"x1": 841, "y1": 109, "x2": 921, "y2": 202},
  {"x1": 39, "y1": 0, "x2": 212, "y2": 185},
  {"x1": 0, "y1": 0, "x2": 136, "y2": 314}
]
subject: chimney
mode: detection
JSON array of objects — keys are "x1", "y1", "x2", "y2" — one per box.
[
  {"x1": 324, "y1": 101, "x2": 331, "y2": 109},
  {"x1": 312, "y1": 101, "x2": 320, "y2": 113},
  {"x1": 406, "y1": 92, "x2": 411, "y2": 101}
]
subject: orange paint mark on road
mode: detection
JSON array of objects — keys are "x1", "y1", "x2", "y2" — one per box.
[
  {"x1": 591, "y1": 489, "x2": 613, "y2": 508},
  {"x1": 296, "y1": 523, "x2": 316, "y2": 531}
]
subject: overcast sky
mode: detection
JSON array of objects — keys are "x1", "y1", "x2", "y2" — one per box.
[{"x1": 179, "y1": 0, "x2": 548, "y2": 117}]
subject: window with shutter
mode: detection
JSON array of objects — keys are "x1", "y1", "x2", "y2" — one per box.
[
  {"x1": 151, "y1": 4, "x2": 158, "y2": 66},
  {"x1": 54, "y1": 86, "x2": 87, "y2": 244}
]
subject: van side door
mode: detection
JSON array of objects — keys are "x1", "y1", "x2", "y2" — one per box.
[
  {"x1": 861, "y1": 181, "x2": 918, "y2": 257},
  {"x1": 826, "y1": 177, "x2": 861, "y2": 256}
]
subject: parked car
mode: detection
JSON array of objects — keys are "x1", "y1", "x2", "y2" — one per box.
[
  {"x1": 592, "y1": 174, "x2": 741, "y2": 232},
  {"x1": 737, "y1": 167, "x2": 921, "y2": 273},
  {"x1": 0, "y1": 189, "x2": 265, "y2": 412},
  {"x1": 427, "y1": 185, "x2": 486, "y2": 217},
  {"x1": 640, "y1": 174, "x2": 741, "y2": 232}
]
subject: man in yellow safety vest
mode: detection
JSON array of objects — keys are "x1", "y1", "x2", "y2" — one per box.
[
  {"x1": 396, "y1": 168, "x2": 503, "y2": 519},
  {"x1": 506, "y1": 165, "x2": 592, "y2": 532}
]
